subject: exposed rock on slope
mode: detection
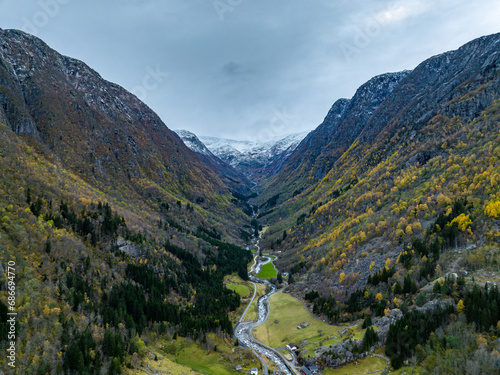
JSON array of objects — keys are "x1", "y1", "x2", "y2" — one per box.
[
  {"x1": 199, "y1": 132, "x2": 309, "y2": 181},
  {"x1": 0, "y1": 29, "x2": 241, "y2": 218},
  {"x1": 174, "y1": 129, "x2": 253, "y2": 194},
  {"x1": 258, "y1": 71, "x2": 410, "y2": 204}
]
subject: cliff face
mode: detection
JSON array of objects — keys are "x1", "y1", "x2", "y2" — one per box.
[
  {"x1": 259, "y1": 71, "x2": 410, "y2": 205},
  {"x1": 174, "y1": 130, "x2": 254, "y2": 194},
  {"x1": 358, "y1": 33, "x2": 500, "y2": 144},
  {"x1": 0, "y1": 29, "x2": 234, "y2": 208},
  {"x1": 259, "y1": 33, "x2": 500, "y2": 207}
]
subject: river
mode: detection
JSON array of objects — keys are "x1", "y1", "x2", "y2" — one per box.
[{"x1": 234, "y1": 232, "x2": 297, "y2": 375}]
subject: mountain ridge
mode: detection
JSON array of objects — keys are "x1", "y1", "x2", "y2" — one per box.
[
  {"x1": 2, "y1": 27, "x2": 500, "y2": 375},
  {"x1": 173, "y1": 129, "x2": 254, "y2": 194},
  {"x1": 257, "y1": 31, "x2": 500, "y2": 286},
  {"x1": 0, "y1": 28, "x2": 249, "y2": 228},
  {"x1": 195, "y1": 131, "x2": 309, "y2": 180}
]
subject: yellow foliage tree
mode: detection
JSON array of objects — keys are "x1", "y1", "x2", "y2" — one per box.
[
  {"x1": 477, "y1": 335, "x2": 488, "y2": 346},
  {"x1": 385, "y1": 258, "x2": 391, "y2": 270},
  {"x1": 485, "y1": 201, "x2": 500, "y2": 218},
  {"x1": 339, "y1": 272, "x2": 346, "y2": 284},
  {"x1": 376, "y1": 293, "x2": 383, "y2": 301},
  {"x1": 437, "y1": 193, "x2": 452, "y2": 207},
  {"x1": 451, "y1": 213, "x2": 473, "y2": 232},
  {"x1": 457, "y1": 299, "x2": 465, "y2": 314}
]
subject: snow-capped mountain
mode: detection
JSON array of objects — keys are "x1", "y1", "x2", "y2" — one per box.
[
  {"x1": 174, "y1": 130, "x2": 309, "y2": 181},
  {"x1": 173, "y1": 130, "x2": 253, "y2": 193},
  {"x1": 198, "y1": 132, "x2": 309, "y2": 180},
  {"x1": 174, "y1": 129, "x2": 215, "y2": 157}
]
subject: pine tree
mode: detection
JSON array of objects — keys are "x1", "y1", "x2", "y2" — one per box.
[{"x1": 362, "y1": 315, "x2": 373, "y2": 328}]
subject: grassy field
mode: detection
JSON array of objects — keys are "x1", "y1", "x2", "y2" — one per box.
[
  {"x1": 165, "y1": 345, "x2": 238, "y2": 375},
  {"x1": 390, "y1": 366, "x2": 422, "y2": 374},
  {"x1": 322, "y1": 356, "x2": 387, "y2": 375},
  {"x1": 301, "y1": 327, "x2": 365, "y2": 353},
  {"x1": 257, "y1": 262, "x2": 277, "y2": 278},
  {"x1": 226, "y1": 283, "x2": 250, "y2": 297},
  {"x1": 253, "y1": 292, "x2": 363, "y2": 349},
  {"x1": 157, "y1": 335, "x2": 258, "y2": 375},
  {"x1": 127, "y1": 349, "x2": 201, "y2": 375}
]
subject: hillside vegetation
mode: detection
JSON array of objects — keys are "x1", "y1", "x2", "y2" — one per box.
[
  {"x1": 2, "y1": 28, "x2": 500, "y2": 375},
  {"x1": 0, "y1": 29, "x2": 257, "y2": 375},
  {"x1": 255, "y1": 33, "x2": 500, "y2": 372}
]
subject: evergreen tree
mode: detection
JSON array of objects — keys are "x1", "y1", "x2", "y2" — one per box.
[{"x1": 362, "y1": 315, "x2": 373, "y2": 328}]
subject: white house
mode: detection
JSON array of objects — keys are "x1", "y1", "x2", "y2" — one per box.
[{"x1": 250, "y1": 368, "x2": 258, "y2": 375}]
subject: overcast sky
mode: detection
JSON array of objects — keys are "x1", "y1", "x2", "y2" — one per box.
[{"x1": 1, "y1": 0, "x2": 500, "y2": 141}]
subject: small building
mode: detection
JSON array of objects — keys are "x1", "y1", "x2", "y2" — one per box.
[
  {"x1": 273, "y1": 371, "x2": 282, "y2": 375},
  {"x1": 250, "y1": 368, "x2": 258, "y2": 375},
  {"x1": 297, "y1": 322, "x2": 310, "y2": 329},
  {"x1": 286, "y1": 343, "x2": 298, "y2": 352},
  {"x1": 309, "y1": 365, "x2": 319, "y2": 373},
  {"x1": 300, "y1": 366, "x2": 313, "y2": 375},
  {"x1": 235, "y1": 365, "x2": 242, "y2": 371}
]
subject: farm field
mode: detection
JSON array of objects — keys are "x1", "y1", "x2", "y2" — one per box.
[
  {"x1": 257, "y1": 261, "x2": 278, "y2": 278},
  {"x1": 226, "y1": 282, "x2": 250, "y2": 297},
  {"x1": 253, "y1": 292, "x2": 366, "y2": 349},
  {"x1": 158, "y1": 335, "x2": 255, "y2": 375},
  {"x1": 127, "y1": 350, "x2": 200, "y2": 375}
]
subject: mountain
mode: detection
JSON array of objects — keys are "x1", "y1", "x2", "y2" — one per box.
[
  {"x1": 0, "y1": 29, "x2": 254, "y2": 374},
  {"x1": 257, "y1": 32, "x2": 500, "y2": 309},
  {"x1": 174, "y1": 129, "x2": 216, "y2": 157},
  {"x1": 174, "y1": 129, "x2": 253, "y2": 194},
  {"x1": 0, "y1": 29, "x2": 251, "y2": 236},
  {"x1": 254, "y1": 32, "x2": 500, "y2": 371},
  {"x1": 259, "y1": 33, "x2": 500, "y2": 210},
  {"x1": 260, "y1": 31, "x2": 500, "y2": 271},
  {"x1": 199, "y1": 132, "x2": 308, "y2": 180},
  {"x1": 257, "y1": 71, "x2": 411, "y2": 206}
]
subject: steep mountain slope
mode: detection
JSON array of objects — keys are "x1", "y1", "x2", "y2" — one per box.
[
  {"x1": 254, "y1": 33, "x2": 500, "y2": 371},
  {"x1": 0, "y1": 30, "x2": 247, "y2": 227},
  {"x1": 257, "y1": 71, "x2": 410, "y2": 206},
  {"x1": 261, "y1": 34, "x2": 500, "y2": 210},
  {"x1": 0, "y1": 29, "x2": 254, "y2": 374},
  {"x1": 174, "y1": 130, "x2": 253, "y2": 194},
  {"x1": 200, "y1": 132, "x2": 308, "y2": 180},
  {"x1": 259, "y1": 32, "x2": 500, "y2": 294}
]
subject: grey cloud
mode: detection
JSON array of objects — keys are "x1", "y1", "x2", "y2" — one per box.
[{"x1": 1, "y1": 0, "x2": 499, "y2": 141}]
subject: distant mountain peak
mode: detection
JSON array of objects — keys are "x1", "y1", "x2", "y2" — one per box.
[
  {"x1": 197, "y1": 132, "x2": 309, "y2": 180},
  {"x1": 174, "y1": 129, "x2": 253, "y2": 193},
  {"x1": 173, "y1": 129, "x2": 214, "y2": 157}
]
